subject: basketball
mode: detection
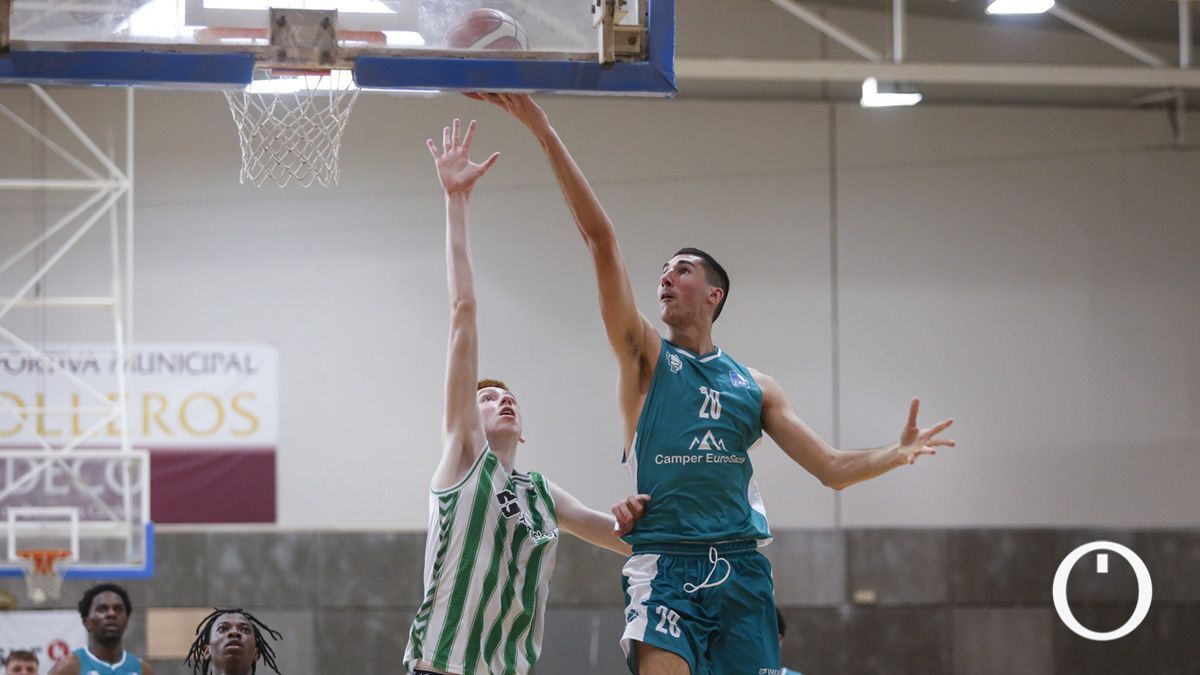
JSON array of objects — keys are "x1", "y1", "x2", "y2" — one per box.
[{"x1": 443, "y1": 8, "x2": 527, "y2": 50}]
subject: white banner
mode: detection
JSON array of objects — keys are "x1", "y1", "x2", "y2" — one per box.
[
  {"x1": 0, "y1": 610, "x2": 87, "y2": 674},
  {"x1": 0, "y1": 343, "x2": 278, "y2": 449}
]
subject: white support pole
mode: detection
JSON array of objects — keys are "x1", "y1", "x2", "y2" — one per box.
[
  {"x1": 29, "y1": 85, "x2": 128, "y2": 182},
  {"x1": 109, "y1": 158, "x2": 131, "y2": 456},
  {"x1": 0, "y1": 325, "x2": 118, "y2": 407},
  {"x1": 0, "y1": 179, "x2": 124, "y2": 190},
  {"x1": 766, "y1": 0, "x2": 884, "y2": 63},
  {"x1": 1048, "y1": 5, "x2": 1168, "y2": 68},
  {"x1": 0, "y1": 103, "x2": 104, "y2": 182},
  {"x1": 1182, "y1": 0, "x2": 1193, "y2": 68},
  {"x1": 124, "y1": 87, "x2": 135, "y2": 368},
  {"x1": 57, "y1": 410, "x2": 121, "y2": 457},
  {"x1": 0, "y1": 397, "x2": 56, "y2": 454},
  {"x1": 893, "y1": 0, "x2": 905, "y2": 64},
  {"x1": 0, "y1": 188, "x2": 126, "y2": 324},
  {"x1": 0, "y1": 189, "x2": 108, "y2": 277}
]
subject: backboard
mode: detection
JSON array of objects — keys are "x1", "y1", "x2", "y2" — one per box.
[
  {"x1": 0, "y1": 450, "x2": 153, "y2": 581},
  {"x1": 0, "y1": 0, "x2": 676, "y2": 95}
]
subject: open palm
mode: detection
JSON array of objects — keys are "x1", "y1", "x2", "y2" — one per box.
[
  {"x1": 427, "y1": 118, "x2": 500, "y2": 195},
  {"x1": 898, "y1": 398, "x2": 955, "y2": 465}
]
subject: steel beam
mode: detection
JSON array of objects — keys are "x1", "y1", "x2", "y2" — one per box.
[
  {"x1": 766, "y1": 0, "x2": 884, "y2": 63},
  {"x1": 1049, "y1": 5, "x2": 1168, "y2": 68},
  {"x1": 675, "y1": 58, "x2": 1200, "y2": 89}
]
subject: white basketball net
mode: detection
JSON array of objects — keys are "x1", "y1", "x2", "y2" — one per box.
[
  {"x1": 20, "y1": 550, "x2": 70, "y2": 604},
  {"x1": 225, "y1": 70, "x2": 360, "y2": 188},
  {"x1": 24, "y1": 566, "x2": 64, "y2": 604}
]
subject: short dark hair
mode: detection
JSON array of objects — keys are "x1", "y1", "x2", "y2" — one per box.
[
  {"x1": 775, "y1": 606, "x2": 787, "y2": 638},
  {"x1": 673, "y1": 247, "x2": 730, "y2": 321},
  {"x1": 78, "y1": 583, "x2": 132, "y2": 620},
  {"x1": 4, "y1": 651, "x2": 38, "y2": 666}
]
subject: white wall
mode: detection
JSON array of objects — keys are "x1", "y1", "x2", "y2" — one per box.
[{"x1": 2, "y1": 81, "x2": 1197, "y2": 530}]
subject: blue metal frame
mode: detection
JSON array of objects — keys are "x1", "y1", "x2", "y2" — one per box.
[
  {"x1": 0, "y1": 51, "x2": 254, "y2": 87},
  {"x1": 0, "y1": 0, "x2": 675, "y2": 96},
  {"x1": 0, "y1": 522, "x2": 155, "y2": 580}
]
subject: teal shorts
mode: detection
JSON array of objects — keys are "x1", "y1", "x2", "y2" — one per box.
[{"x1": 620, "y1": 541, "x2": 781, "y2": 675}]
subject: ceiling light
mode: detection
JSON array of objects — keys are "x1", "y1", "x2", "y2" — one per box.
[
  {"x1": 986, "y1": 0, "x2": 1055, "y2": 15},
  {"x1": 860, "y1": 77, "x2": 923, "y2": 108}
]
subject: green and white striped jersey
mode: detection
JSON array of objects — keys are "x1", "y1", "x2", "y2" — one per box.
[{"x1": 404, "y1": 445, "x2": 559, "y2": 675}]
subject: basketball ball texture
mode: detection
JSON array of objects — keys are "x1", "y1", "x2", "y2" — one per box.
[{"x1": 443, "y1": 8, "x2": 528, "y2": 50}]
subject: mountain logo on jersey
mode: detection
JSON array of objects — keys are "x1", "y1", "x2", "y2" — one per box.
[
  {"x1": 729, "y1": 369, "x2": 751, "y2": 388},
  {"x1": 667, "y1": 352, "x2": 683, "y2": 373},
  {"x1": 689, "y1": 430, "x2": 726, "y2": 451}
]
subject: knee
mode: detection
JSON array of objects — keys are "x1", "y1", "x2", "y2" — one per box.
[{"x1": 635, "y1": 642, "x2": 691, "y2": 675}]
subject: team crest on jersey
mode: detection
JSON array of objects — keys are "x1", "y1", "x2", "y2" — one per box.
[
  {"x1": 729, "y1": 369, "x2": 750, "y2": 388},
  {"x1": 495, "y1": 489, "x2": 520, "y2": 518},
  {"x1": 667, "y1": 352, "x2": 683, "y2": 373},
  {"x1": 626, "y1": 608, "x2": 640, "y2": 623}
]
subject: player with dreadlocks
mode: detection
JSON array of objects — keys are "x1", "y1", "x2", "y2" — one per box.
[{"x1": 184, "y1": 609, "x2": 282, "y2": 675}]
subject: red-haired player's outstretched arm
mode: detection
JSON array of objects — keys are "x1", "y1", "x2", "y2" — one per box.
[{"x1": 426, "y1": 117, "x2": 501, "y2": 491}]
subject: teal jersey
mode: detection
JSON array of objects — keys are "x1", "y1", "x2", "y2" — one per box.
[
  {"x1": 623, "y1": 339, "x2": 771, "y2": 546},
  {"x1": 73, "y1": 648, "x2": 143, "y2": 675}
]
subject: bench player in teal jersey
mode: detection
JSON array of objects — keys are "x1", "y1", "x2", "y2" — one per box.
[
  {"x1": 404, "y1": 118, "x2": 649, "y2": 675},
  {"x1": 474, "y1": 93, "x2": 956, "y2": 675},
  {"x1": 49, "y1": 583, "x2": 155, "y2": 675}
]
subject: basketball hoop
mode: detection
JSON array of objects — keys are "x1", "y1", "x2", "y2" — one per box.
[
  {"x1": 224, "y1": 68, "x2": 360, "y2": 188},
  {"x1": 17, "y1": 549, "x2": 72, "y2": 604},
  {"x1": 210, "y1": 13, "x2": 381, "y2": 188}
]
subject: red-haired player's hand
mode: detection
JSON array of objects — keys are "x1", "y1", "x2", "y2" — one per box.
[{"x1": 426, "y1": 117, "x2": 500, "y2": 196}]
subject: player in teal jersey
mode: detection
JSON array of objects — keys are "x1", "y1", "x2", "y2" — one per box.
[
  {"x1": 49, "y1": 583, "x2": 154, "y2": 675},
  {"x1": 406, "y1": 118, "x2": 649, "y2": 675},
  {"x1": 474, "y1": 93, "x2": 956, "y2": 675}
]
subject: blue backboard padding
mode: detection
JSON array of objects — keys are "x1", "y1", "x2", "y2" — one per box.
[
  {"x1": 0, "y1": 51, "x2": 254, "y2": 86},
  {"x1": 0, "y1": 522, "x2": 155, "y2": 580},
  {"x1": 354, "y1": 57, "x2": 674, "y2": 95},
  {"x1": 647, "y1": 0, "x2": 675, "y2": 86}
]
